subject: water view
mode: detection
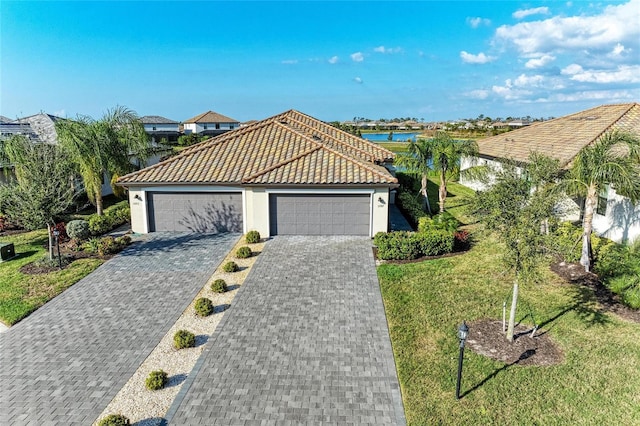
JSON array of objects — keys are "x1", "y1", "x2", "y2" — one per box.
[{"x1": 361, "y1": 132, "x2": 422, "y2": 142}]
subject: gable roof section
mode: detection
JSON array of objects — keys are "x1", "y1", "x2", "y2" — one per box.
[
  {"x1": 10, "y1": 113, "x2": 62, "y2": 144},
  {"x1": 475, "y1": 103, "x2": 640, "y2": 168},
  {"x1": 140, "y1": 115, "x2": 179, "y2": 124},
  {"x1": 183, "y1": 110, "x2": 239, "y2": 124},
  {"x1": 118, "y1": 109, "x2": 397, "y2": 186}
]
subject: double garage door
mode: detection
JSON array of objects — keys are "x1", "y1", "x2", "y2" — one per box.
[
  {"x1": 269, "y1": 194, "x2": 371, "y2": 236},
  {"x1": 147, "y1": 192, "x2": 372, "y2": 235},
  {"x1": 147, "y1": 192, "x2": 243, "y2": 233}
]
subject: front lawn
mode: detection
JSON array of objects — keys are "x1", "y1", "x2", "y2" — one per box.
[
  {"x1": 0, "y1": 230, "x2": 103, "y2": 325},
  {"x1": 378, "y1": 225, "x2": 640, "y2": 423}
]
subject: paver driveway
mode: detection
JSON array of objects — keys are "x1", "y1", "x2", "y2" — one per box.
[
  {"x1": 168, "y1": 236, "x2": 406, "y2": 425},
  {"x1": 0, "y1": 232, "x2": 239, "y2": 425}
]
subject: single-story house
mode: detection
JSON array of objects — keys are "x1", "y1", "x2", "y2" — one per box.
[
  {"x1": 460, "y1": 102, "x2": 640, "y2": 243},
  {"x1": 183, "y1": 110, "x2": 240, "y2": 137},
  {"x1": 117, "y1": 109, "x2": 398, "y2": 237},
  {"x1": 140, "y1": 115, "x2": 180, "y2": 143}
]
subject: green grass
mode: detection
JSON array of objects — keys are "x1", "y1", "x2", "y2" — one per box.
[
  {"x1": 378, "y1": 184, "x2": 640, "y2": 425},
  {"x1": 378, "y1": 142, "x2": 411, "y2": 153},
  {"x1": 0, "y1": 230, "x2": 103, "y2": 325}
]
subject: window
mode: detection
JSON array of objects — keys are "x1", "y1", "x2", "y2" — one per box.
[
  {"x1": 229, "y1": 125, "x2": 234, "y2": 130},
  {"x1": 152, "y1": 126, "x2": 156, "y2": 131},
  {"x1": 203, "y1": 124, "x2": 208, "y2": 130},
  {"x1": 596, "y1": 195, "x2": 608, "y2": 216},
  {"x1": 215, "y1": 123, "x2": 220, "y2": 130}
]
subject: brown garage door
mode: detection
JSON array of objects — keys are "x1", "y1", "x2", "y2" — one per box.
[
  {"x1": 148, "y1": 192, "x2": 243, "y2": 233},
  {"x1": 269, "y1": 194, "x2": 370, "y2": 236}
]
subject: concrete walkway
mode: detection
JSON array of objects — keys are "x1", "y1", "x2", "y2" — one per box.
[
  {"x1": 167, "y1": 236, "x2": 406, "y2": 425},
  {"x1": 389, "y1": 204, "x2": 413, "y2": 231},
  {"x1": 0, "y1": 232, "x2": 239, "y2": 425}
]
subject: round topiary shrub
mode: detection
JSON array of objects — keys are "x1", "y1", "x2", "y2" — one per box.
[
  {"x1": 98, "y1": 414, "x2": 130, "y2": 426},
  {"x1": 173, "y1": 329, "x2": 196, "y2": 349},
  {"x1": 145, "y1": 369, "x2": 168, "y2": 391},
  {"x1": 211, "y1": 279, "x2": 228, "y2": 293},
  {"x1": 66, "y1": 220, "x2": 91, "y2": 241},
  {"x1": 245, "y1": 230, "x2": 261, "y2": 244},
  {"x1": 194, "y1": 297, "x2": 214, "y2": 317},
  {"x1": 222, "y1": 261, "x2": 239, "y2": 273},
  {"x1": 236, "y1": 246, "x2": 252, "y2": 259}
]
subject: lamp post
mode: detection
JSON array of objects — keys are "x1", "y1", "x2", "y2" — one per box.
[
  {"x1": 456, "y1": 321, "x2": 469, "y2": 400},
  {"x1": 53, "y1": 228, "x2": 61, "y2": 269}
]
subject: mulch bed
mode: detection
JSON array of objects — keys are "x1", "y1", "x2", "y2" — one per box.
[
  {"x1": 18, "y1": 241, "x2": 117, "y2": 275},
  {"x1": 551, "y1": 261, "x2": 640, "y2": 323},
  {"x1": 466, "y1": 319, "x2": 564, "y2": 366}
]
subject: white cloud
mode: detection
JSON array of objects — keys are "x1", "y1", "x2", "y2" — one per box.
[
  {"x1": 467, "y1": 17, "x2": 491, "y2": 28},
  {"x1": 353, "y1": 77, "x2": 363, "y2": 84},
  {"x1": 525, "y1": 54, "x2": 555, "y2": 68},
  {"x1": 328, "y1": 56, "x2": 339, "y2": 64},
  {"x1": 373, "y1": 46, "x2": 403, "y2": 54},
  {"x1": 514, "y1": 74, "x2": 545, "y2": 87},
  {"x1": 496, "y1": 0, "x2": 640, "y2": 56},
  {"x1": 281, "y1": 59, "x2": 298, "y2": 65},
  {"x1": 513, "y1": 7, "x2": 550, "y2": 19},
  {"x1": 491, "y1": 79, "x2": 533, "y2": 100},
  {"x1": 466, "y1": 89, "x2": 489, "y2": 99},
  {"x1": 53, "y1": 109, "x2": 66, "y2": 117},
  {"x1": 564, "y1": 64, "x2": 640, "y2": 83},
  {"x1": 350, "y1": 52, "x2": 364, "y2": 62},
  {"x1": 460, "y1": 51, "x2": 497, "y2": 64}
]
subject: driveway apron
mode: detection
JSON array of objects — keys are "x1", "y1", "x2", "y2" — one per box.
[
  {"x1": 0, "y1": 232, "x2": 239, "y2": 425},
  {"x1": 168, "y1": 236, "x2": 406, "y2": 425}
]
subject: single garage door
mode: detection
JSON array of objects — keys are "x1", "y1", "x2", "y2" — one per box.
[
  {"x1": 148, "y1": 192, "x2": 243, "y2": 233},
  {"x1": 269, "y1": 194, "x2": 370, "y2": 236}
]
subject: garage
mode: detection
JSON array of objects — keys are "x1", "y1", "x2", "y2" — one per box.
[
  {"x1": 147, "y1": 192, "x2": 243, "y2": 233},
  {"x1": 269, "y1": 194, "x2": 370, "y2": 236}
]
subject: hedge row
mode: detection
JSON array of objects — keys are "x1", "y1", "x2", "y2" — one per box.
[{"x1": 374, "y1": 230, "x2": 454, "y2": 260}]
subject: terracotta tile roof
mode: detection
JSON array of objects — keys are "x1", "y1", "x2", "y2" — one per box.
[
  {"x1": 476, "y1": 103, "x2": 640, "y2": 168},
  {"x1": 118, "y1": 110, "x2": 397, "y2": 186},
  {"x1": 183, "y1": 110, "x2": 239, "y2": 124}
]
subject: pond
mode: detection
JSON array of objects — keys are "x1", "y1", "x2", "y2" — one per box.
[{"x1": 361, "y1": 132, "x2": 421, "y2": 142}]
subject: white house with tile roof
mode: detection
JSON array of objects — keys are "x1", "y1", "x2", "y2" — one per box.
[
  {"x1": 140, "y1": 115, "x2": 180, "y2": 143},
  {"x1": 460, "y1": 102, "x2": 640, "y2": 243},
  {"x1": 118, "y1": 110, "x2": 398, "y2": 237},
  {"x1": 183, "y1": 110, "x2": 240, "y2": 136}
]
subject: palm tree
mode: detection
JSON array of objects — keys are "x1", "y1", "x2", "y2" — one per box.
[
  {"x1": 56, "y1": 106, "x2": 152, "y2": 215},
  {"x1": 395, "y1": 138, "x2": 434, "y2": 214},
  {"x1": 561, "y1": 131, "x2": 640, "y2": 272},
  {"x1": 429, "y1": 131, "x2": 478, "y2": 213}
]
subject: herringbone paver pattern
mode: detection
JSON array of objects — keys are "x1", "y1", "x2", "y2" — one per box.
[
  {"x1": 0, "y1": 232, "x2": 239, "y2": 425},
  {"x1": 168, "y1": 236, "x2": 406, "y2": 425}
]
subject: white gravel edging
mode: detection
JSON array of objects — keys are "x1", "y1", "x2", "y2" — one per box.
[{"x1": 94, "y1": 238, "x2": 265, "y2": 426}]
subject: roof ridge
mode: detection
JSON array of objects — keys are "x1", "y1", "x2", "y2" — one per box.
[
  {"x1": 284, "y1": 110, "x2": 395, "y2": 160},
  {"x1": 276, "y1": 120, "x2": 397, "y2": 183}
]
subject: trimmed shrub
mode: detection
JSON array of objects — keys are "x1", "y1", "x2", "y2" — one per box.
[
  {"x1": 66, "y1": 220, "x2": 90, "y2": 241},
  {"x1": 396, "y1": 191, "x2": 428, "y2": 228},
  {"x1": 245, "y1": 230, "x2": 261, "y2": 244},
  {"x1": 374, "y1": 231, "x2": 422, "y2": 260},
  {"x1": 417, "y1": 230, "x2": 455, "y2": 256},
  {"x1": 88, "y1": 214, "x2": 114, "y2": 235},
  {"x1": 173, "y1": 330, "x2": 196, "y2": 349},
  {"x1": 145, "y1": 369, "x2": 168, "y2": 391},
  {"x1": 211, "y1": 279, "x2": 228, "y2": 293},
  {"x1": 223, "y1": 261, "x2": 239, "y2": 273},
  {"x1": 594, "y1": 242, "x2": 632, "y2": 279},
  {"x1": 418, "y1": 212, "x2": 460, "y2": 233},
  {"x1": 97, "y1": 236, "x2": 119, "y2": 256},
  {"x1": 194, "y1": 297, "x2": 214, "y2": 317},
  {"x1": 115, "y1": 235, "x2": 132, "y2": 247},
  {"x1": 98, "y1": 414, "x2": 130, "y2": 426},
  {"x1": 105, "y1": 203, "x2": 130, "y2": 225},
  {"x1": 454, "y1": 230, "x2": 471, "y2": 251},
  {"x1": 236, "y1": 246, "x2": 252, "y2": 259}
]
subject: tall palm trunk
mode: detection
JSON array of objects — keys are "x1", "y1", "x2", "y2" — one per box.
[
  {"x1": 421, "y1": 174, "x2": 432, "y2": 214},
  {"x1": 506, "y1": 277, "x2": 519, "y2": 342},
  {"x1": 580, "y1": 184, "x2": 598, "y2": 272},
  {"x1": 438, "y1": 172, "x2": 447, "y2": 213}
]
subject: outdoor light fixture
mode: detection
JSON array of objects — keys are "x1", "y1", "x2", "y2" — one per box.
[
  {"x1": 134, "y1": 194, "x2": 142, "y2": 201},
  {"x1": 456, "y1": 321, "x2": 469, "y2": 400},
  {"x1": 378, "y1": 197, "x2": 385, "y2": 204}
]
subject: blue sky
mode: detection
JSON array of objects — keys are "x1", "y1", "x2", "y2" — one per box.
[{"x1": 2, "y1": 1, "x2": 639, "y2": 122}]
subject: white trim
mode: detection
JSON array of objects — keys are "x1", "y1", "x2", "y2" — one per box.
[
  {"x1": 142, "y1": 191, "x2": 149, "y2": 233},
  {"x1": 266, "y1": 188, "x2": 375, "y2": 194},
  {"x1": 241, "y1": 190, "x2": 248, "y2": 234},
  {"x1": 369, "y1": 195, "x2": 374, "y2": 237}
]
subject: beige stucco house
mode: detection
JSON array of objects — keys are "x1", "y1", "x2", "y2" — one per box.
[
  {"x1": 460, "y1": 102, "x2": 640, "y2": 243},
  {"x1": 117, "y1": 110, "x2": 398, "y2": 237}
]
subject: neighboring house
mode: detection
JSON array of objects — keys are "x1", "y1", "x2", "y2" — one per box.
[
  {"x1": 182, "y1": 110, "x2": 240, "y2": 136},
  {"x1": 140, "y1": 115, "x2": 180, "y2": 143},
  {"x1": 460, "y1": 102, "x2": 640, "y2": 243},
  {"x1": 0, "y1": 115, "x2": 12, "y2": 123},
  {"x1": 118, "y1": 109, "x2": 398, "y2": 237}
]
